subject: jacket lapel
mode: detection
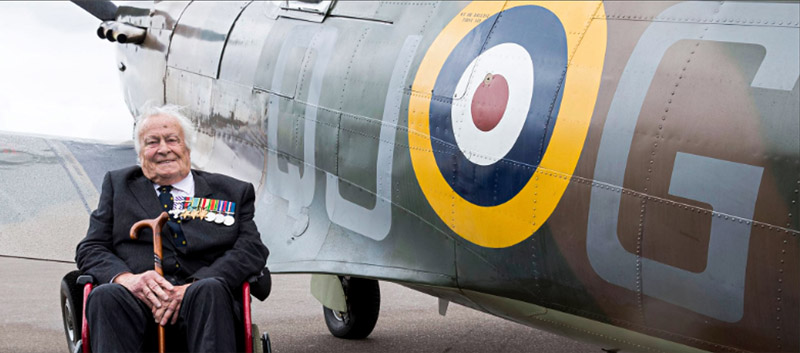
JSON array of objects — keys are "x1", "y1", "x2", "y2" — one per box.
[
  {"x1": 129, "y1": 173, "x2": 163, "y2": 219},
  {"x1": 193, "y1": 170, "x2": 213, "y2": 198}
]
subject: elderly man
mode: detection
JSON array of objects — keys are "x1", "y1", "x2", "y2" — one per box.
[{"x1": 76, "y1": 104, "x2": 268, "y2": 352}]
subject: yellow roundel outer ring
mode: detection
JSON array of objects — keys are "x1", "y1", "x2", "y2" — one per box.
[{"x1": 408, "y1": 1, "x2": 607, "y2": 248}]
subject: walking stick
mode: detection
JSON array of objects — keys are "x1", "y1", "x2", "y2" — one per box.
[{"x1": 130, "y1": 212, "x2": 169, "y2": 353}]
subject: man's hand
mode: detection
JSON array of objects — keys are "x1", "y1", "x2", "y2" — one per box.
[
  {"x1": 153, "y1": 283, "x2": 191, "y2": 326},
  {"x1": 114, "y1": 271, "x2": 173, "y2": 310}
]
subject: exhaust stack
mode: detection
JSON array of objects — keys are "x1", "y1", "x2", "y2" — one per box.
[{"x1": 97, "y1": 21, "x2": 146, "y2": 45}]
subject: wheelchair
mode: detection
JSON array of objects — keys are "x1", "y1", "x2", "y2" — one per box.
[{"x1": 60, "y1": 269, "x2": 273, "y2": 353}]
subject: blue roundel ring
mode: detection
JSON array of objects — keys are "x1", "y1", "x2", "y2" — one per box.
[{"x1": 429, "y1": 5, "x2": 568, "y2": 207}]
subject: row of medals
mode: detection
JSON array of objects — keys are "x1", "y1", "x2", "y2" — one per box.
[{"x1": 168, "y1": 200, "x2": 235, "y2": 226}]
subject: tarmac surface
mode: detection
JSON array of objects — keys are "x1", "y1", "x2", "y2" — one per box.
[{"x1": 0, "y1": 256, "x2": 601, "y2": 353}]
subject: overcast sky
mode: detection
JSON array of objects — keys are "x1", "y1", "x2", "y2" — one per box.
[{"x1": 0, "y1": 1, "x2": 132, "y2": 142}]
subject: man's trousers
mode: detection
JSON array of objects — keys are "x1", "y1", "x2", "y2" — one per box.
[{"x1": 86, "y1": 277, "x2": 240, "y2": 353}]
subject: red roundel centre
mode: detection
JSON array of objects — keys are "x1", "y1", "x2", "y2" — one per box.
[{"x1": 470, "y1": 74, "x2": 509, "y2": 132}]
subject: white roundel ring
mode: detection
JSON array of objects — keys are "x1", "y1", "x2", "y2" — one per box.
[{"x1": 451, "y1": 43, "x2": 534, "y2": 166}]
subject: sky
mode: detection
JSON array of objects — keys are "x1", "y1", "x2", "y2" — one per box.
[{"x1": 0, "y1": 1, "x2": 133, "y2": 142}]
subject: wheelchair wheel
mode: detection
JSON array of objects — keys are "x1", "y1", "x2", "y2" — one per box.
[
  {"x1": 251, "y1": 323, "x2": 263, "y2": 353},
  {"x1": 323, "y1": 276, "x2": 380, "y2": 339},
  {"x1": 60, "y1": 270, "x2": 83, "y2": 353}
]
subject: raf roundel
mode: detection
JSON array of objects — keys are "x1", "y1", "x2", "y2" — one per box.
[{"x1": 409, "y1": 1, "x2": 608, "y2": 248}]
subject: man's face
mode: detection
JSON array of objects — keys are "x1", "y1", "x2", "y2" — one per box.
[{"x1": 139, "y1": 114, "x2": 191, "y2": 185}]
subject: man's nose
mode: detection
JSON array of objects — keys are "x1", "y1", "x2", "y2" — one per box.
[{"x1": 156, "y1": 140, "x2": 171, "y2": 154}]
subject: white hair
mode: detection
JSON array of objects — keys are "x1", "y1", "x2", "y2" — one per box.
[{"x1": 133, "y1": 103, "x2": 197, "y2": 158}]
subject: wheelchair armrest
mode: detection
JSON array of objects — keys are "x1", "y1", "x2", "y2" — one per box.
[
  {"x1": 77, "y1": 274, "x2": 95, "y2": 286},
  {"x1": 247, "y1": 268, "x2": 271, "y2": 302}
]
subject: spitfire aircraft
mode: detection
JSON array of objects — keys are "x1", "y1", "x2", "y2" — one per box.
[{"x1": 1, "y1": 1, "x2": 797, "y2": 352}]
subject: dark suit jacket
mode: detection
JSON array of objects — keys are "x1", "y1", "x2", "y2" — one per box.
[{"x1": 76, "y1": 166, "x2": 269, "y2": 289}]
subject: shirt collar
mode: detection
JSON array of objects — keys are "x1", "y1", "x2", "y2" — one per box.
[{"x1": 153, "y1": 171, "x2": 195, "y2": 196}]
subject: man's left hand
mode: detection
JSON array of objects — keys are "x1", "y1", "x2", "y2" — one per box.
[{"x1": 153, "y1": 283, "x2": 191, "y2": 326}]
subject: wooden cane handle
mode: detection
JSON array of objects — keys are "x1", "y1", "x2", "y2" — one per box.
[
  {"x1": 129, "y1": 212, "x2": 170, "y2": 240},
  {"x1": 129, "y1": 212, "x2": 169, "y2": 274}
]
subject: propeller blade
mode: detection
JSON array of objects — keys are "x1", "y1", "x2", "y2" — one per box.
[{"x1": 71, "y1": 1, "x2": 117, "y2": 21}]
